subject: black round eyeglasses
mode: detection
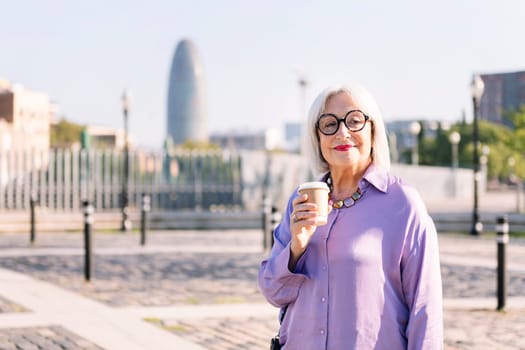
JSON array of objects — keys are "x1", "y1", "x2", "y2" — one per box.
[{"x1": 316, "y1": 110, "x2": 370, "y2": 135}]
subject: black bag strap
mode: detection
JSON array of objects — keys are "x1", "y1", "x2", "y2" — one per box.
[{"x1": 279, "y1": 305, "x2": 288, "y2": 324}]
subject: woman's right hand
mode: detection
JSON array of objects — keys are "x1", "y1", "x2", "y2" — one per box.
[{"x1": 288, "y1": 193, "x2": 319, "y2": 270}]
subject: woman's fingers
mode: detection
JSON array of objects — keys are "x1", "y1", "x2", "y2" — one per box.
[
  {"x1": 291, "y1": 208, "x2": 317, "y2": 223},
  {"x1": 291, "y1": 194, "x2": 317, "y2": 224}
]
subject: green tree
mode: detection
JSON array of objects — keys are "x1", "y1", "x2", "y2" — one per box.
[
  {"x1": 435, "y1": 119, "x2": 522, "y2": 181},
  {"x1": 503, "y1": 104, "x2": 525, "y2": 129},
  {"x1": 176, "y1": 140, "x2": 221, "y2": 151},
  {"x1": 419, "y1": 124, "x2": 451, "y2": 166},
  {"x1": 50, "y1": 118, "x2": 85, "y2": 149}
]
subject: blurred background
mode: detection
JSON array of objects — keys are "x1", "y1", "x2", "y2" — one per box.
[{"x1": 1, "y1": 0, "x2": 525, "y2": 226}]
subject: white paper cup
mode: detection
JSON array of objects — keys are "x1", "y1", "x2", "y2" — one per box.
[{"x1": 298, "y1": 181, "x2": 330, "y2": 225}]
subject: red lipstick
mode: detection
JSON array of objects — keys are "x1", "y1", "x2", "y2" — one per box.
[{"x1": 335, "y1": 144, "x2": 352, "y2": 151}]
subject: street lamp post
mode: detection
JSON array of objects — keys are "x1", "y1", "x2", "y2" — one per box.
[
  {"x1": 121, "y1": 91, "x2": 132, "y2": 232},
  {"x1": 508, "y1": 156, "x2": 523, "y2": 213},
  {"x1": 449, "y1": 131, "x2": 461, "y2": 197},
  {"x1": 470, "y1": 75, "x2": 484, "y2": 236},
  {"x1": 409, "y1": 121, "x2": 421, "y2": 165}
]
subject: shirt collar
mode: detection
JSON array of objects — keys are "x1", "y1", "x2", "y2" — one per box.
[
  {"x1": 321, "y1": 163, "x2": 389, "y2": 194},
  {"x1": 361, "y1": 163, "x2": 388, "y2": 193}
]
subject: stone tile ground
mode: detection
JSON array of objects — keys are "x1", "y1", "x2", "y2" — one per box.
[
  {"x1": 0, "y1": 231, "x2": 524, "y2": 349},
  {"x1": 0, "y1": 325, "x2": 104, "y2": 350}
]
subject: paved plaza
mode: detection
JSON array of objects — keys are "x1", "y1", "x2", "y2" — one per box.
[{"x1": 0, "y1": 230, "x2": 523, "y2": 349}]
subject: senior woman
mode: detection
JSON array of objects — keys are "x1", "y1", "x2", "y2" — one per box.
[{"x1": 258, "y1": 83, "x2": 443, "y2": 349}]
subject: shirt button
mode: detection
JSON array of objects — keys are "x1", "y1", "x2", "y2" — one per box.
[
  {"x1": 321, "y1": 297, "x2": 326, "y2": 302},
  {"x1": 320, "y1": 329, "x2": 325, "y2": 335},
  {"x1": 322, "y1": 265, "x2": 327, "y2": 271}
]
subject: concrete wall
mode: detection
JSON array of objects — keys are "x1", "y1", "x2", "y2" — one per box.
[
  {"x1": 390, "y1": 164, "x2": 484, "y2": 203},
  {"x1": 239, "y1": 150, "x2": 483, "y2": 212}
]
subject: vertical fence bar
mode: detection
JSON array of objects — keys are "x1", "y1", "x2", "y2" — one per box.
[
  {"x1": 30, "y1": 149, "x2": 38, "y2": 207},
  {"x1": 94, "y1": 151, "x2": 102, "y2": 209},
  {"x1": 71, "y1": 149, "x2": 79, "y2": 211},
  {"x1": 39, "y1": 150, "x2": 46, "y2": 210},
  {"x1": 63, "y1": 150, "x2": 71, "y2": 211},
  {"x1": 103, "y1": 150, "x2": 110, "y2": 209},
  {"x1": 111, "y1": 150, "x2": 118, "y2": 209},
  {"x1": 48, "y1": 150, "x2": 56, "y2": 209},
  {"x1": 55, "y1": 149, "x2": 63, "y2": 210},
  {"x1": 14, "y1": 150, "x2": 22, "y2": 209},
  {"x1": 23, "y1": 150, "x2": 30, "y2": 210},
  {"x1": 6, "y1": 151, "x2": 13, "y2": 209},
  {"x1": 0, "y1": 151, "x2": 5, "y2": 210}
]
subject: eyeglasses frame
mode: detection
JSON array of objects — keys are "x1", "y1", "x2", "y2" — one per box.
[{"x1": 316, "y1": 110, "x2": 370, "y2": 136}]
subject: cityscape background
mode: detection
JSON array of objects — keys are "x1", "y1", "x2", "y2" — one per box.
[
  {"x1": 1, "y1": 3, "x2": 525, "y2": 349},
  {"x1": 1, "y1": 0, "x2": 525, "y2": 148}
]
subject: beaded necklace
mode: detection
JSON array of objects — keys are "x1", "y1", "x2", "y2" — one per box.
[{"x1": 326, "y1": 175, "x2": 362, "y2": 209}]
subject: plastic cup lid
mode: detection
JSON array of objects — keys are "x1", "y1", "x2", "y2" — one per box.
[{"x1": 298, "y1": 181, "x2": 329, "y2": 192}]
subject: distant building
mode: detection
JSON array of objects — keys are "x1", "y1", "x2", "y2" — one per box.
[
  {"x1": 167, "y1": 39, "x2": 208, "y2": 145},
  {"x1": 0, "y1": 79, "x2": 55, "y2": 154},
  {"x1": 284, "y1": 122, "x2": 301, "y2": 153},
  {"x1": 386, "y1": 119, "x2": 448, "y2": 163},
  {"x1": 210, "y1": 128, "x2": 283, "y2": 151},
  {"x1": 480, "y1": 70, "x2": 525, "y2": 126},
  {"x1": 83, "y1": 124, "x2": 130, "y2": 150}
]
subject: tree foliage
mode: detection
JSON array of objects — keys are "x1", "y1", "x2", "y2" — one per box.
[
  {"x1": 50, "y1": 118, "x2": 85, "y2": 148},
  {"x1": 417, "y1": 105, "x2": 525, "y2": 182}
]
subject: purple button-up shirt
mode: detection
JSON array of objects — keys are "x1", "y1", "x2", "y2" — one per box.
[{"x1": 258, "y1": 165, "x2": 443, "y2": 349}]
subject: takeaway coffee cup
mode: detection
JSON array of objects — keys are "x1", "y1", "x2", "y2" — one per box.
[{"x1": 298, "y1": 181, "x2": 330, "y2": 225}]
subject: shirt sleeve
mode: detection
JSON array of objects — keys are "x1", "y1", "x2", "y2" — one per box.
[
  {"x1": 402, "y1": 211, "x2": 444, "y2": 350},
  {"x1": 258, "y1": 193, "x2": 309, "y2": 308}
]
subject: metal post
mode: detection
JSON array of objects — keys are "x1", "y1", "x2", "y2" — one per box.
[
  {"x1": 140, "y1": 193, "x2": 150, "y2": 246},
  {"x1": 262, "y1": 198, "x2": 271, "y2": 250},
  {"x1": 121, "y1": 91, "x2": 132, "y2": 231},
  {"x1": 83, "y1": 200, "x2": 94, "y2": 281},
  {"x1": 496, "y1": 215, "x2": 509, "y2": 311},
  {"x1": 29, "y1": 193, "x2": 36, "y2": 244},
  {"x1": 517, "y1": 181, "x2": 524, "y2": 213},
  {"x1": 262, "y1": 151, "x2": 272, "y2": 250},
  {"x1": 471, "y1": 95, "x2": 482, "y2": 235},
  {"x1": 270, "y1": 206, "x2": 282, "y2": 248}
]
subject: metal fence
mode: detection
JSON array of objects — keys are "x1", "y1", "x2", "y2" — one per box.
[{"x1": 0, "y1": 149, "x2": 243, "y2": 211}]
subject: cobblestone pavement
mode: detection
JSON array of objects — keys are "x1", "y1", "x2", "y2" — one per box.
[
  {"x1": 150, "y1": 310, "x2": 525, "y2": 350},
  {"x1": 0, "y1": 325, "x2": 104, "y2": 350},
  {"x1": 0, "y1": 230, "x2": 524, "y2": 349}
]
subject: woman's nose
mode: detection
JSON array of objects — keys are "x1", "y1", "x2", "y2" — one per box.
[{"x1": 334, "y1": 121, "x2": 351, "y2": 138}]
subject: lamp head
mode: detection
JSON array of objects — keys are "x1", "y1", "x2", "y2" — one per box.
[
  {"x1": 409, "y1": 121, "x2": 421, "y2": 135},
  {"x1": 449, "y1": 131, "x2": 461, "y2": 145},
  {"x1": 470, "y1": 75, "x2": 485, "y2": 101}
]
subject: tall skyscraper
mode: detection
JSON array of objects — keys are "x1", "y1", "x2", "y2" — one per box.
[
  {"x1": 167, "y1": 39, "x2": 208, "y2": 145},
  {"x1": 480, "y1": 70, "x2": 525, "y2": 126}
]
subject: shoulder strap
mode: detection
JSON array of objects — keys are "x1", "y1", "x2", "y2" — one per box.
[{"x1": 279, "y1": 305, "x2": 288, "y2": 324}]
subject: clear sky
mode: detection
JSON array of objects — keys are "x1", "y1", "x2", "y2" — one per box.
[{"x1": 1, "y1": 0, "x2": 524, "y2": 148}]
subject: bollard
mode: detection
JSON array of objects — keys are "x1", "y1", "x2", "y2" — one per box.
[
  {"x1": 496, "y1": 215, "x2": 509, "y2": 311},
  {"x1": 262, "y1": 198, "x2": 272, "y2": 250},
  {"x1": 140, "y1": 193, "x2": 151, "y2": 246},
  {"x1": 83, "y1": 200, "x2": 94, "y2": 282},
  {"x1": 270, "y1": 206, "x2": 282, "y2": 248},
  {"x1": 29, "y1": 194, "x2": 37, "y2": 244}
]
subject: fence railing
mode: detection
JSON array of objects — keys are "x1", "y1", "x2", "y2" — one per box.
[{"x1": 0, "y1": 148, "x2": 243, "y2": 211}]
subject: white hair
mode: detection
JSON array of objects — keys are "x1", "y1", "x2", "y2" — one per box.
[{"x1": 305, "y1": 83, "x2": 391, "y2": 175}]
